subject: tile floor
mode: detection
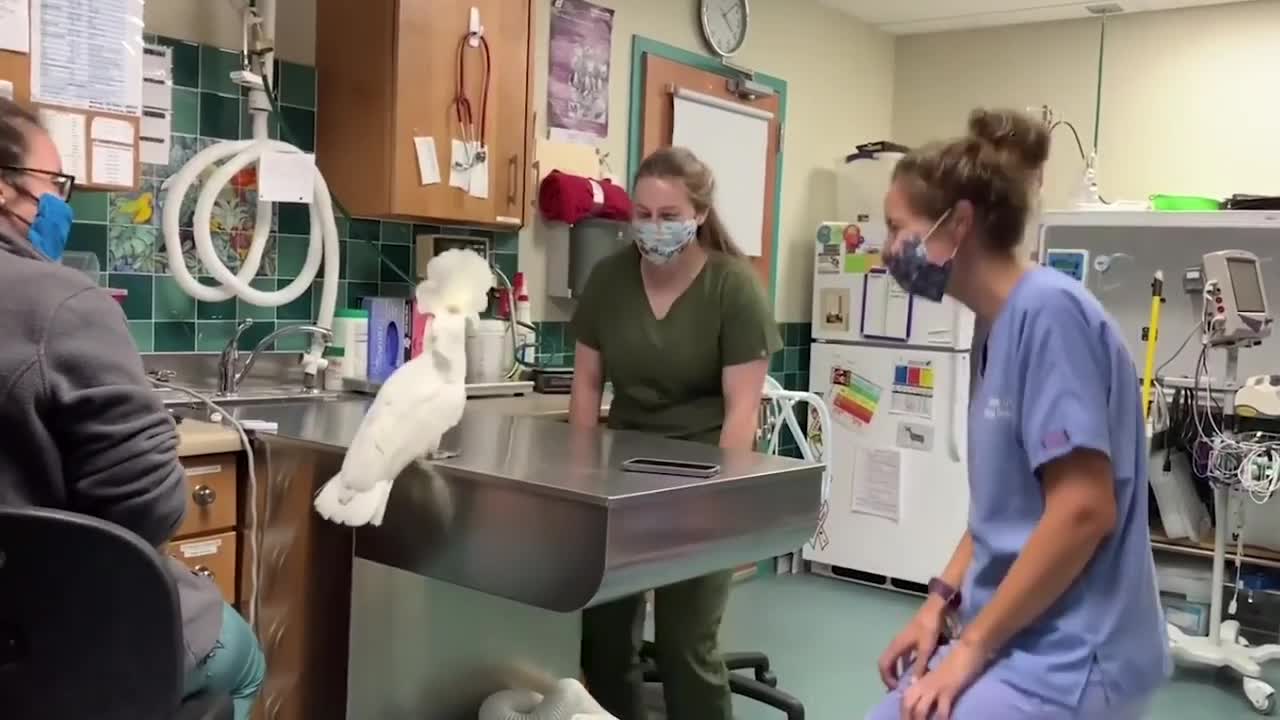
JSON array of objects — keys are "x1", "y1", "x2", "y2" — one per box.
[{"x1": 715, "y1": 573, "x2": 1277, "y2": 720}]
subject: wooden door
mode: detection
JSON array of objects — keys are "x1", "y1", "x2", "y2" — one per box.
[
  {"x1": 640, "y1": 55, "x2": 781, "y2": 289},
  {"x1": 392, "y1": 0, "x2": 533, "y2": 228}
]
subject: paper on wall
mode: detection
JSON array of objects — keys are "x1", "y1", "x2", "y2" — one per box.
[
  {"x1": 0, "y1": 0, "x2": 30, "y2": 53},
  {"x1": 140, "y1": 111, "x2": 171, "y2": 165},
  {"x1": 851, "y1": 448, "x2": 902, "y2": 522},
  {"x1": 90, "y1": 116, "x2": 133, "y2": 145},
  {"x1": 413, "y1": 136, "x2": 442, "y2": 185},
  {"x1": 90, "y1": 140, "x2": 133, "y2": 187},
  {"x1": 139, "y1": 45, "x2": 173, "y2": 165},
  {"x1": 535, "y1": 137, "x2": 600, "y2": 180},
  {"x1": 257, "y1": 151, "x2": 316, "y2": 204},
  {"x1": 37, "y1": 108, "x2": 87, "y2": 184},
  {"x1": 30, "y1": 0, "x2": 145, "y2": 116}
]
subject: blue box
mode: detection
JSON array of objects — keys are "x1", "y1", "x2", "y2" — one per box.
[{"x1": 364, "y1": 297, "x2": 408, "y2": 384}]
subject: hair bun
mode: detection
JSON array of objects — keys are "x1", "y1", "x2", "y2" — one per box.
[{"x1": 967, "y1": 108, "x2": 1050, "y2": 174}]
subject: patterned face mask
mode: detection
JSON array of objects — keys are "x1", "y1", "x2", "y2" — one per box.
[
  {"x1": 884, "y1": 209, "x2": 954, "y2": 302},
  {"x1": 632, "y1": 219, "x2": 698, "y2": 265}
]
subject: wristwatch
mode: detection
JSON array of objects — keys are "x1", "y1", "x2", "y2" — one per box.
[
  {"x1": 927, "y1": 577, "x2": 962, "y2": 610},
  {"x1": 928, "y1": 577, "x2": 963, "y2": 641}
]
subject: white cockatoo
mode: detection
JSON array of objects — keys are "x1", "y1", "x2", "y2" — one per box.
[{"x1": 312, "y1": 248, "x2": 494, "y2": 527}]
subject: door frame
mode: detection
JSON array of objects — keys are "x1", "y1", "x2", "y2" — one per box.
[{"x1": 627, "y1": 36, "x2": 789, "y2": 302}]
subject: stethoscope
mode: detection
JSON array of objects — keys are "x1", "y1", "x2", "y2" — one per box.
[{"x1": 451, "y1": 31, "x2": 492, "y2": 172}]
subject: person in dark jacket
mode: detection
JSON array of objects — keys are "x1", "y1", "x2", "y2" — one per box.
[{"x1": 0, "y1": 97, "x2": 265, "y2": 719}]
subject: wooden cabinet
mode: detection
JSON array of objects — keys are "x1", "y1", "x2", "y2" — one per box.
[
  {"x1": 174, "y1": 453, "x2": 239, "y2": 538},
  {"x1": 315, "y1": 0, "x2": 536, "y2": 229},
  {"x1": 171, "y1": 530, "x2": 239, "y2": 605}
]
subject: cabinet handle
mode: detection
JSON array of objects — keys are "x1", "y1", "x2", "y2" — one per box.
[
  {"x1": 193, "y1": 565, "x2": 215, "y2": 579},
  {"x1": 508, "y1": 154, "x2": 519, "y2": 206},
  {"x1": 192, "y1": 484, "x2": 217, "y2": 506}
]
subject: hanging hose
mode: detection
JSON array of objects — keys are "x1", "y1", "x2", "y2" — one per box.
[
  {"x1": 161, "y1": 138, "x2": 340, "y2": 378},
  {"x1": 161, "y1": 0, "x2": 339, "y2": 379}
]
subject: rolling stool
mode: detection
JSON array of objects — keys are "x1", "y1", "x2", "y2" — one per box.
[
  {"x1": 639, "y1": 640, "x2": 806, "y2": 719},
  {"x1": 0, "y1": 506, "x2": 233, "y2": 720}
]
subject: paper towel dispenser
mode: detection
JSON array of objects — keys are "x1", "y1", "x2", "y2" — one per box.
[{"x1": 546, "y1": 218, "x2": 630, "y2": 299}]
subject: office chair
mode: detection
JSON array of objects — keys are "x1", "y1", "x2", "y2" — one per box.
[
  {"x1": 640, "y1": 640, "x2": 806, "y2": 719},
  {"x1": 0, "y1": 505, "x2": 233, "y2": 720}
]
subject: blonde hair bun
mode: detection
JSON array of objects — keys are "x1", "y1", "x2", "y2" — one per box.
[{"x1": 967, "y1": 108, "x2": 1050, "y2": 175}]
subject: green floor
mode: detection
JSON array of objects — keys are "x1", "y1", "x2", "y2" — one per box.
[{"x1": 715, "y1": 573, "x2": 1278, "y2": 720}]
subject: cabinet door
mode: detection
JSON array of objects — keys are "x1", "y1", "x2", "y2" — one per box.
[{"x1": 391, "y1": 0, "x2": 533, "y2": 228}]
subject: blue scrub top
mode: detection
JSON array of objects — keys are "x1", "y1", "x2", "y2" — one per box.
[{"x1": 964, "y1": 266, "x2": 1171, "y2": 707}]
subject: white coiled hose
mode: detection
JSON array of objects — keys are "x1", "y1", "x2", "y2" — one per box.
[{"x1": 161, "y1": 137, "x2": 340, "y2": 376}]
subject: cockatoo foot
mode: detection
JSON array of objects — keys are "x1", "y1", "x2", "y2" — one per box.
[{"x1": 424, "y1": 448, "x2": 460, "y2": 461}]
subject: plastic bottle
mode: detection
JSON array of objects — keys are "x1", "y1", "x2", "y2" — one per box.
[
  {"x1": 323, "y1": 346, "x2": 346, "y2": 391},
  {"x1": 513, "y1": 272, "x2": 534, "y2": 368},
  {"x1": 332, "y1": 308, "x2": 369, "y2": 381}
]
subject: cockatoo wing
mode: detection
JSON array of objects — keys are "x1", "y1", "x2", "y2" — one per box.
[{"x1": 337, "y1": 356, "x2": 455, "y2": 492}]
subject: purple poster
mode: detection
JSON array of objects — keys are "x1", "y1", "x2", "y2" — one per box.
[{"x1": 547, "y1": 0, "x2": 613, "y2": 144}]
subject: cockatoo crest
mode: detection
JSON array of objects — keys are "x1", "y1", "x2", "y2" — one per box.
[{"x1": 417, "y1": 248, "x2": 495, "y2": 318}]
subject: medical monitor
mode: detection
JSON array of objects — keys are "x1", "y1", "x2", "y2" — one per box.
[{"x1": 1201, "y1": 250, "x2": 1273, "y2": 347}]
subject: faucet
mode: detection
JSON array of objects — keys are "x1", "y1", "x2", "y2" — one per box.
[{"x1": 218, "y1": 319, "x2": 335, "y2": 396}]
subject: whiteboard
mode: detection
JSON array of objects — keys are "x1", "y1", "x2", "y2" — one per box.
[{"x1": 671, "y1": 89, "x2": 772, "y2": 258}]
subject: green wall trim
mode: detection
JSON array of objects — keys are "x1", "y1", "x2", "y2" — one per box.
[{"x1": 626, "y1": 35, "x2": 788, "y2": 304}]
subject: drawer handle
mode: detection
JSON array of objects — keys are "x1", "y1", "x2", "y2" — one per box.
[
  {"x1": 508, "y1": 153, "x2": 518, "y2": 206},
  {"x1": 192, "y1": 484, "x2": 217, "y2": 506},
  {"x1": 193, "y1": 565, "x2": 215, "y2": 579}
]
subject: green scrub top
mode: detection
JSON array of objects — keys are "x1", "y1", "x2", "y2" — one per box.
[{"x1": 571, "y1": 246, "x2": 782, "y2": 445}]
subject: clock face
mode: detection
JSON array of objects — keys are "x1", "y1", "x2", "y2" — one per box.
[{"x1": 700, "y1": 0, "x2": 749, "y2": 58}]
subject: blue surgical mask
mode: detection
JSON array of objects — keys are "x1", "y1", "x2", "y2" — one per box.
[
  {"x1": 632, "y1": 219, "x2": 697, "y2": 265},
  {"x1": 3, "y1": 192, "x2": 74, "y2": 262},
  {"x1": 885, "y1": 209, "x2": 954, "y2": 302}
]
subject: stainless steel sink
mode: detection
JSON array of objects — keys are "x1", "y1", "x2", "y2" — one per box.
[{"x1": 156, "y1": 385, "x2": 343, "y2": 409}]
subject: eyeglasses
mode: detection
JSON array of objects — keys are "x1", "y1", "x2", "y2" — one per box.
[{"x1": 0, "y1": 166, "x2": 76, "y2": 200}]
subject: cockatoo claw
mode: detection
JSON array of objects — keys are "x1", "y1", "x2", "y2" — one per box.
[{"x1": 425, "y1": 449, "x2": 460, "y2": 461}]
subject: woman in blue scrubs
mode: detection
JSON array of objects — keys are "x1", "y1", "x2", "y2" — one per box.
[{"x1": 865, "y1": 108, "x2": 1170, "y2": 720}]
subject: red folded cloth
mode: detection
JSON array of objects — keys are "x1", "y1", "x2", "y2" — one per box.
[{"x1": 538, "y1": 170, "x2": 632, "y2": 225}]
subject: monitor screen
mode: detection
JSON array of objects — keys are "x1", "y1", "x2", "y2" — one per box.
[{"x1": 1227, "y1": 257, "x2": 1266, "y2": 313}]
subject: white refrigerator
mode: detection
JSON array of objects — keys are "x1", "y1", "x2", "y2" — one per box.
[{"x1": 802, "y1": 153, "x2": 974, "y2": 587}]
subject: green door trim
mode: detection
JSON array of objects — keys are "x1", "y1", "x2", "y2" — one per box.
[{"x1": 626, "y1": 36, "x2": 788, "y2": 302}]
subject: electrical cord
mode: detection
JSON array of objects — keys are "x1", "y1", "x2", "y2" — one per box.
[
  {"x1": 1050, "y1": 119, "x2": 1110, "y2": 205},
  {"x1": 151, "y1": 379, "x2": 264, "y2": 631}
]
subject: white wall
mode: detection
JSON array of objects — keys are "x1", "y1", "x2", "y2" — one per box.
[
  {"x1": 144, "y1": 0, "x2": 896, "y2": 322},
  {"x1": 893, "y1": 0, "x2": 1280, "y2": 213}
]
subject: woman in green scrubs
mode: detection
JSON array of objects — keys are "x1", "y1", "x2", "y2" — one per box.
[{"x1": 569, "y1": 146, "x2": 782, "y2": 719}]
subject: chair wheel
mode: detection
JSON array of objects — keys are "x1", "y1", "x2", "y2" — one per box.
[{"x1": 757, "y1": 670, "x2": 778, "y2": 687}]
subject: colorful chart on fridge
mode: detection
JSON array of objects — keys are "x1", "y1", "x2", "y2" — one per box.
[
  {"x1": 890, "y1": 358, "x2": 935, "y2": 418},
  {"x1": 830, "y1": 368, "x2": 882, "y2": 428}
]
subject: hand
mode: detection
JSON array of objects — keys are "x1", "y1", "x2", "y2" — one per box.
[
  {"x1": 877, "y1": 597, "x2": 947, "y2": 691},
  {"x1": 900, "y1": 637, "x2": 989, "y2": 720}
]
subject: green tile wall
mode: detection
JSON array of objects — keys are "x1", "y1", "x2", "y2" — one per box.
[{"x1": 67, "y1": 36, "x2": 518, "y2": 353}]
